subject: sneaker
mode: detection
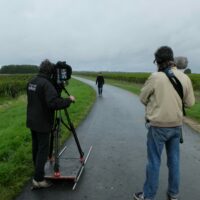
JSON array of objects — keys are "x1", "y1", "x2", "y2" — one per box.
[
  {"x1": 133, "y1": 192, "x2": 144, "y2": 200},
  {"x1": 167, "y1": 195, "x2": 178, "y2": 200},
  {"x1": 32, "y1": 179, "x2": 52, "y2": 188}
]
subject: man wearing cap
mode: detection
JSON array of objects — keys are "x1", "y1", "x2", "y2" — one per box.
[
  {"x1": 133, "y1": 46, "x2": 195, "y2": 200},
  {"x1": 26, "y1": 59, "x2": 75, "y2": 188}
]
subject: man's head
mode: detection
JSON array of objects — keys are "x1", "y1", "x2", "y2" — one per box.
[
  {"x1": 174, "y1": 56, "x2": 188, "y2": 69},
  {"x1": 154, "y1": 46, "x2": 174, "y2": 70},
  {"x1": 39, "y1": 59, "x2": 54, "y2": 75}
]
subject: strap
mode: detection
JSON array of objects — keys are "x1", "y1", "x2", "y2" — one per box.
[{"x1": 163, "y1": 69, "x2": 186, "y2": 116}]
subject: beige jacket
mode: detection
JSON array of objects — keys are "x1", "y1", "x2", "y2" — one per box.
[{"x1": 140, "y1": 67, "x2": 195, "y2": 127}]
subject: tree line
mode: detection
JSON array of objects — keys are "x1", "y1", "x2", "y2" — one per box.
[{"x1": 0, "y1": 65, "x2": 39, "y2": 74}]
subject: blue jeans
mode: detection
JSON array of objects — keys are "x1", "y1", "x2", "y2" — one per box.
[{"x1": 143, "y1": 126, "x2": 181, "y2": 200}]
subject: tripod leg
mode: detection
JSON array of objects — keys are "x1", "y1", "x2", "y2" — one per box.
[
  {"x1": 48, "y1": 131, "x2": 54, "y2": 161},
  {"x1": 70, "y1": 122, "x2": 84, "y2": 161},
  {"x1": 64, "y1": 108, "x2": 84, "y2": 161},
  {"x1": 53, "y1": 118, "x2": 61, "y2": 177}
]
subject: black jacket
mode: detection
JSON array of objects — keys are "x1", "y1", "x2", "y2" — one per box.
[
  {"x1": 26, "y1": 73, "x2": 72, "y2": 133},
  {"x1": 96, "y1": 75, "x2": 104, "y2": 87}
]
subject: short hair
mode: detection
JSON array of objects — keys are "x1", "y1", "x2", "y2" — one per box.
[
  {"x1": 39, "y1": 59, "x2": 54, "y2": 75},
  {"x1": 154, "y1": 46, "x2": 174, "y2": 64}
]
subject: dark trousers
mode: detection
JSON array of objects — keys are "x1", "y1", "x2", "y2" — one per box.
[
  {"x1": 98, "y1": 86, "x2": 103, "y2": 95},
  {"x1": 31, "y1": 130, "x2": 50, "y2": 181}
]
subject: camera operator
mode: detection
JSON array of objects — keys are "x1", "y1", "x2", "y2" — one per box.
[
  {"x1": 133, "y1": 46, "x2": 195, "y2": 200},
  {"x1": 26, "y1": 59, "x2": 75, "y2": 188}
]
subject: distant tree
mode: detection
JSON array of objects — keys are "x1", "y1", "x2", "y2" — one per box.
[
  {"x1": 184, "y1": 68, "x2": 192, "y2": 74},
  {"x1": 0, "y1": 65, "x2": 39, "y2": 74}
]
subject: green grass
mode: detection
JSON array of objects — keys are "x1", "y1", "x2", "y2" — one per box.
[
  {"x1": 0, "y1": 96, "x2": 13, "y2": 105},
  {"x1": 186, "y1": 103, "x2": 200, "y2": 122},
  {"x1": 0, "y1": 78, "x2": 96, "y2": 200},
  {"x1": 104, "y1": 79, "x2": 142, "y2": 95}
]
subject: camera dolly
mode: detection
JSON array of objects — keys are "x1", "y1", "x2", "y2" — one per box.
[{"x1": 44, "y1": 108, "x2": 92, "y2": 190}]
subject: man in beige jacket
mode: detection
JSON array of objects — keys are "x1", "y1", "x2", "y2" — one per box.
[{"x1": 134, "y1": 46, "x2": 195, "y2": 200}]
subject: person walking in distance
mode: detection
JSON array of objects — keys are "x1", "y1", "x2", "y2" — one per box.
[
  {"x1": 96, "y1": 72, "x2": 105, "y2": 96},
  {"x1": 26, "y1": 59, "x2": 75, "y2": 188},
  {"x1": 133, "y1": 46, "x2": 195, "y2": 200}
]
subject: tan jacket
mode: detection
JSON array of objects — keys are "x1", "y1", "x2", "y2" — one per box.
[{"x1": 140, "y1": 67, "x2": 195, "y2": 127}]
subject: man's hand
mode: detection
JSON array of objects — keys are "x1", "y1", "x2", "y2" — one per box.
[{"x1": 69, "y1": 95, "x2": 75, "y2": 102}]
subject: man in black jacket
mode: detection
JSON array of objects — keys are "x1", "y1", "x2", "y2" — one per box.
[
  {"x1": 26, "y1": 59, "x2": 75, "y2": 188},
  {"x1": 96, "y1": 72, "x2": 105, "y2": 96}
]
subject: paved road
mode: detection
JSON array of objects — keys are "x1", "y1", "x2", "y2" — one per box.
[{"x1": 16, "y1": 77, "x2": 200, "y2": 200}]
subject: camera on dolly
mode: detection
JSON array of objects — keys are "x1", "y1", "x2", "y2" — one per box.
[{"x1": 51, "y1": 61, "x2": 72, "y2": 94}]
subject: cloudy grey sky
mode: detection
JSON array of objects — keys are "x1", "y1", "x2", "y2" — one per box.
[{"x1": 0, "y1": 0, "x2": 200, "y2": 72}]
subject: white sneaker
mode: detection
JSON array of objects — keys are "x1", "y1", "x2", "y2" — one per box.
[
  {"x1": 133, "y1": 192, "x2": 151, "y2": 200},
  {"x1": 32, "y1": 179, "x2": 52, "y2": 188},
  {"x1": 133, "y1": 192, "x2": 144, "y2": 200},
  {"x1": 167, "y1": 195, "x2": 178, "y2": 200}
]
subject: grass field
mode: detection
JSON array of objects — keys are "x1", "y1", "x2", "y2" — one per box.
[{"x1": 0, "y1": 78, "x2": 96, "y2": 200}]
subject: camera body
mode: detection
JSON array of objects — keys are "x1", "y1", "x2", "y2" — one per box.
[
  {"x1": 51, "y1": 61, "x2": 72, "y2": 94},
  {"x1": 53, "y1": 61, "x2": 72, "y2": 84}
]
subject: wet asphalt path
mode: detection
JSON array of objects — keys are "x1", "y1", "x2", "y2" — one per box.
[{"x1": 16, "y1": 77, "x2": 200, "y2": 200}]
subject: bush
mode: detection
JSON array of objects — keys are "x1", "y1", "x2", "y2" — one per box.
[
  {"x1": 184, "y1": 68, "x2": 192, "y2": 74},
  {"x1": 0, "y1": 75, "x2": 34, "y2": 98}
]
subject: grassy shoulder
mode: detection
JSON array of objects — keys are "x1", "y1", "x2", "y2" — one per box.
[
  {"x1": 0, "y1": 78, "x2": 96, "y2": 200},
  {"x1": 76, "y1": 75, "x2": 200, "y2": 124}
]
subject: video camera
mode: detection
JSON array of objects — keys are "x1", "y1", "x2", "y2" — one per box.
[{"x1": 51, "y1": 61, "x2": 72, "y2": 94}]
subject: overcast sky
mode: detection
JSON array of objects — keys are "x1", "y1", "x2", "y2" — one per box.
[{"x1": 0, "y1": 0, "x2": 200, "y2": 72}]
